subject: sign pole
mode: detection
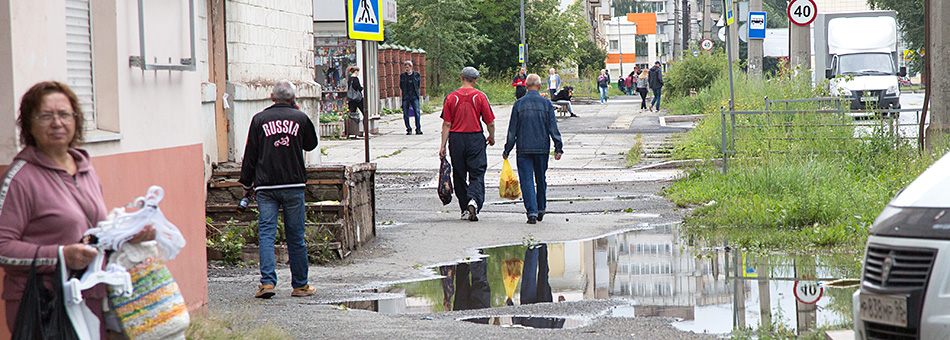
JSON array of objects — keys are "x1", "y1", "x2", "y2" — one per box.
[
  {"x1": 363, "y1": 42, "x2": 371, "y2": 162},
  {"x1": 520, "y1": 0, "x2": 526, "y2": 68},
  {"x1": 725, "y1": 0, "x2": 735, "y2": 112},
  {"x1": 347, "y1": 0, "x2": 384, "y2": 163}
]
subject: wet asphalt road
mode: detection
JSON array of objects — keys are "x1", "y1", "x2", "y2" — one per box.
[{"x1": 206, "y1": 96, "x2": 721, "y2": 339}]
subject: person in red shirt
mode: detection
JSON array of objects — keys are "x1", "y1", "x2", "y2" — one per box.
[{"x1": 439, "y1": 66, "x2": 496, "y2": 221}]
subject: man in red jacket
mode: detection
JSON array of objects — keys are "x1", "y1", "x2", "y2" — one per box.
[{"x1": 439, "y1": 67, "x2": 496, "y2": 221}]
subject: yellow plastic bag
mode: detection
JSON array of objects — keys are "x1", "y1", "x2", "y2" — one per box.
[
  {"x1": 502, "y1": 258, "x2": 524, "y2": 302},
  {"x1": 499, "y1": 159, "x2": 521, "y2": 200}
]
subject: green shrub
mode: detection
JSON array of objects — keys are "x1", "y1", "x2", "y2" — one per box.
[
  {"x1": 319, "y1": 113, "x2": 342, "y2": 123},
  {"x1": 665, "y1": 53, "x2": 727, "y2": 99}
]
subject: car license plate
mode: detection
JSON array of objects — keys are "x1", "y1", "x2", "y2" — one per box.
[
  {"x1": 860, "y1": 293, "x2": 908, "y2": 327},
  {"x1": 861, "y1": 95, "x2": 877, "y2": 102}
]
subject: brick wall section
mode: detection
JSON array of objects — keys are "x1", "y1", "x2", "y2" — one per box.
[{"x1": 227, "y1": 0, "x2": 314, "y2": 82}]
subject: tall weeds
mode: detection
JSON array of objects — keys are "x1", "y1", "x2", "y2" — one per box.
[{"x1": 663, "y1": 63, "x2": 950, "y2": 250}]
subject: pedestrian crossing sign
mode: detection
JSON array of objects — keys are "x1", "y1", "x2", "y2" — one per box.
[{"x1": 347, "y1": 0, "x2": 384, "y2": 41}]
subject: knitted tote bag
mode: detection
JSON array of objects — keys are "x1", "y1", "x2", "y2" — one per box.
[{"x1": 107, "y1": 242, "x2": 189, "y2": 339}]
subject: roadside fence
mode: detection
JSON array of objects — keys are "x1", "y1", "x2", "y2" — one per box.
[{"x1": 720, "y1": 97, "x2": 927, "y2": 173}]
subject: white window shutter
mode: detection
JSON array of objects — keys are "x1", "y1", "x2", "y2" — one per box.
[{"x1": 65, "y1": 0, "x2": 95, "y2": 129}]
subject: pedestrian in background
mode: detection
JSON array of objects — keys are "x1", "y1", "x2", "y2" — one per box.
[
  {"x1": 345, "y1": 66, "x2": 364, "y2": 137},
  {"x1": 240, "y1": 80, "x2": 319, "y2": 299},
  {"x1": 400, "y1": 60, "x2": 423, "y2": 135},
  {"x1": 547, "y1": 68, "x2": 561, "y2": 98},
  {"x1": 637, "y1": 69, "x2": 649, "y2": 110},
  {"x1": 440, "y1": 67, "x2": 496, "y2": 222},
  {"x1": 551, "y1": 85, "x2": 577, "y2": 117},
  {"x1": 617, "y1": 76, "x2": 626, "y2": 95},
  {"x1": 648, "y1": 61, "x2": 664, "y2": 111},
  {"x1": 624, "y1": 72, "x2": 634, "y2": 95},
  {"x1": 503, "y1": 74, "x2": 563, "y2": 224},
  {"x1": 512, "y1": 67, "x2": 527, "y2": 100},
  {"x1": 597, "y1": 69, "x2": 610, "y2": 104}
]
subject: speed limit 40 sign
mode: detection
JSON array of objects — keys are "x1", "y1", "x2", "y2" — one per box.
[
  {"x1": 787, "y1": 0, "x2": 817, "y2": 26},
  {"x1": 700, "y1": 39, "x2": 714, "y2": 51},
  {"x1": 794, "y1": 280, "x2": 824, "y2": 305}
]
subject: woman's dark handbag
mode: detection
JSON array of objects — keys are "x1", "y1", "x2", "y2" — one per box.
[
  {"x1": 12, "y1": 247, "x2": 80, "y2": 340},
  {"x1": 346, "y1": 86, "x2": 363, "y2": 101},
  {"x1": 438, "y1": 156, "x2": 454, "y2": 205}
]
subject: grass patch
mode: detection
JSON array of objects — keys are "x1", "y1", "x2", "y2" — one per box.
[
  {"x1": 662, "y1": 63, "x2": 950, "y2": 252},
  {"x1": 376, "y1": 147, "x2": 406, "y2": 159},
  {"x1": 624, "y1": 134, "x2": 643, "y2": 167},
  {"x1": 187, "y1": 310, "x2": 289, "y2": 339}
]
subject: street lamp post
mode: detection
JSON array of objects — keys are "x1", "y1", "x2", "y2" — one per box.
[{"x1": 618, "y1": 20, "x2": 624, "y2": 75}]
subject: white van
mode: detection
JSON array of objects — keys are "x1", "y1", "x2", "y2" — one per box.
[
  {"x1": 853, "y1": 152, "x2": 950, "y2": 339},
  {"x1": 824, "y1": 16, "x2": 906, "y2": 110}
]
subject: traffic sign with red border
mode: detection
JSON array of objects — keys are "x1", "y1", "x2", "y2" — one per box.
[
  {"x1": 700, "y1": 39, "x2": 714, "y2": 51},
  {"x1": 787, "y1": 0, "x2": 817, "y2": 27},
  {"x1": 793, "y1": 280, "x2": 824, "y2": 304}
]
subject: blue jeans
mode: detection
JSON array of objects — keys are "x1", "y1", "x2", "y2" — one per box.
[
  {"x1": 651, "y1": 87, "x2": 662, "y2": 110},
  {"x1": 521, "y1": 243, "x2": 552, "y2": 304},
  {"x1": 516, "y1": 154, "x2": 548, "y2": 218},
  {"x1": 256, "y1": 188, "x2": 309, "y2": 288},
  {"x1": 402, "y1": 97, "x2": 421, "y2": 133},
  {"x1": 598, "y1": 86, "x2": 608, "y2": 103}
]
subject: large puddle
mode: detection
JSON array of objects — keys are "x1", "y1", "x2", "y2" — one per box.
[{"x1": 332, "y1": 225, "x2": 860, "y2": 336}]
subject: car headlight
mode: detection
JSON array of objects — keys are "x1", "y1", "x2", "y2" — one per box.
[{"x1": 886, "y1": 85, "x2": 899, "y2": 95}]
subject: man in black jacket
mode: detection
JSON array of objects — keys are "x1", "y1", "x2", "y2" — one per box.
[
  {"x1": 400, "y1": 60, "x2": 423, "y2": 135},
  {"x1": 648, "y1": 61, "x2": 664, "y2": 111},
  {"x1": 240, "y1": 80, "x2": 319, "y2": 299}
]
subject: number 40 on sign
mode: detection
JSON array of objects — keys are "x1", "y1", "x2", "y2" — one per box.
[
  {"x1": 787, "y1": 0, "x2": 817, "y2": 27},
  {"x1": 794, "y1": 280, "x2": 824, "y2": 304}
]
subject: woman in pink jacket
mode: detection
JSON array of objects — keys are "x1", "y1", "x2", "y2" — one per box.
[{"x1": 0, "y1": 82, "x2": 153, "y2": 336}]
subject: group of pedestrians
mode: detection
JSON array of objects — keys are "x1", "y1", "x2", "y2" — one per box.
[
  {"x1": 442, "y1": 67, "x2": 564, "y2": 225},
  {"x1": 346, "y1": 60, "x2": 425, "y2": 137},
  {"x1": 597, "y1": 62, "x2": 664, "y2": 111}
]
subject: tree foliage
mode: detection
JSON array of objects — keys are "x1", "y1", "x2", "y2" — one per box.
[
  {"x1": 665, "y1": 52, "x2": 727, "y2": 99},
  {"x1": 389, "y1": 0, "x2": 598, "y2": 91},
  {"x1": 386, "y1": 0, "x2": 488, "y2": 90},
  {"x1": 867, "y1": 0, "x2": 924, "y2": 74}
]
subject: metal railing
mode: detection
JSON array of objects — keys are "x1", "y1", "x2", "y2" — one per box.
[{"x1": 720, "y1": 97, "x2": 926, "y2": 173}]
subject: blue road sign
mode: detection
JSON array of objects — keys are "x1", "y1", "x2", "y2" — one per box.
[
  {"x1": 348, "y1": 0, "x2": 384, "y2": 41},
  {"x1": 749, "y1": 11, "x2": 766, "y2": 39}
]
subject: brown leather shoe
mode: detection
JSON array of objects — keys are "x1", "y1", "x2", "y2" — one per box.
[
  {"x1": 291, "y1": 285, "x2": 316, "y2": 297},
  {"x1": 255, "y1": 284, "x2": 275, "y2": 299}
]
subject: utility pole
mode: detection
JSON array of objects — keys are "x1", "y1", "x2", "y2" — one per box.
[
  {"x1": 703, "y1": 0, "x2": 711, "y2": 40},
  {"x1": 703, "y1": 0, "x2": 712, "y2": 55},
  {"x1": 789, "y1": 3, "x2": 811, "y2": 73},
  {"x1": 619, "y1": 21, "x2": 625, "y2": 75},
  {"x1": 748, "y1": 0, "x2": 763, "y2": 76},
  {"x1": 729, "y1": 0, "x2": 739, "y2": 62},
  {"x1": 925, "y1": 0, "x2": 949, "y2": 148},
  {"x1": 674, "y1": 0, "x2": 681, "y2": 60},
  {"x1": 683, "y1": 0, "x2": 690, "y2": 53},
  {"x1": 520, "y1": 0, "x2": 526, "y2": 68}
]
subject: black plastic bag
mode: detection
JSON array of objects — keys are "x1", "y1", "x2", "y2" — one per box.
[
  {"x1": 438, "y1": 156, "x2": 454, "y2": 205},
  {"x1": 12, "y1": 247, "x2": 80, "y2": 340}
]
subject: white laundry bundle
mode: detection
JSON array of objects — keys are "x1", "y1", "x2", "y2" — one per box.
[{"x1": 81, "y1": 186, "x2": 190, "y2": 340}]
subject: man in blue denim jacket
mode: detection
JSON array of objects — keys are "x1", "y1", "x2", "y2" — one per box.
[{"x1": 503, "y1": 74, "x2": 564, "y2": 224}]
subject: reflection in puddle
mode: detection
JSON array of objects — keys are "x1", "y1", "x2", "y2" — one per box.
[
  {"x1": 460, "y1": 316, "x2": 586, "y2": 329},
  {"x1": 331, "y1": 226, "x2": 860, "y2": 336}
]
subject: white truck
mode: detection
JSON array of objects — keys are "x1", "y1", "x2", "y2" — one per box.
[{"x1": 822, "y1": 15, "x2": 906, "y2": 110}]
